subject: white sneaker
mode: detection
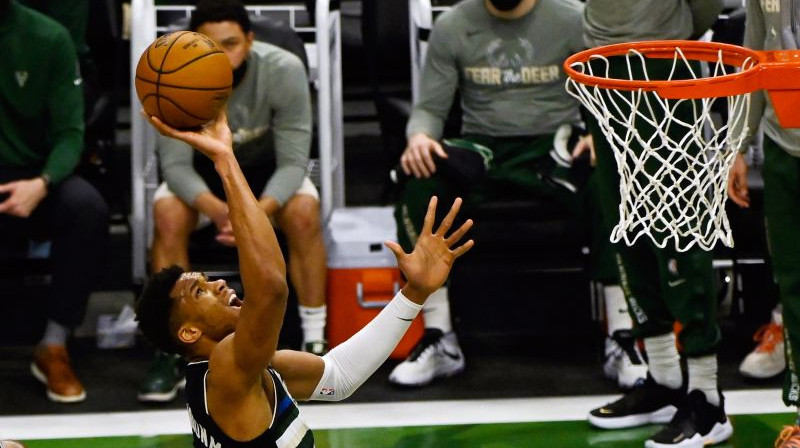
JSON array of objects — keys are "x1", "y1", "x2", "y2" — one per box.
[
  {"x1": 604, "y1": 330, "x2": 648, "y2": 389},
  {"x1": 740, "y1": 320, "x2": 785, "y2": 379},
  {"x1": 388, "y1": 329, "x2": 465, "y2": 387}
]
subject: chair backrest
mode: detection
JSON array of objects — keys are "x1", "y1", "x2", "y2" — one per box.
[
  {"x1": 164, "y1": 14, "x2": 310, "y2": 73},
  {"x1": 408, "y1": 0, "x2": 462, "y2": 137},
  {"x1": 409, "y1": 0, "x2": 458, "y2": 101},
  {"x1": 129, "y1": 0, "x2": 344, "y2": 284},
  {"x1": 361, "y1": 0, "x2": 411, "y2": 88}
]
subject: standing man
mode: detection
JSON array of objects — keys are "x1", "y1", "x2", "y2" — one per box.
[
  {"x1": 580, "y1": 1, "x2": 733, "y2": 447},
  {"x1": 137, "y1": 108, "x2": 474, "y2": 447},
  {"x1": 0, "y1": 0, "x2": 109, "y2": 403},
  {"x1": 393, "y1": 0, "x2": 643, "y2": 390},
  {"x1": 728, "y1": 1, "x2": 800, "y2": 446},
  {"x1": 140, "y1": 0, "x2": 329, "y2": 402}
]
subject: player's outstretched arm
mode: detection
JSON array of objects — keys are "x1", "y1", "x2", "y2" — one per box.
[
  {"x1": 389, "y1": 196, "x2": 474, "y2": 303},
  {"x1": 144, "y1": 111, "x2": 288, "y2": 379},
  {"x1": 273, "y1": 196, "x2": 474, "y2": 400}
]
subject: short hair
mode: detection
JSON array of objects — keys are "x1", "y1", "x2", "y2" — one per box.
[
  {"x1": 190, "y1": 0, "x2": 251, "y2": 34},
  {"x1": 135, "y1": 265, "x2": 186, "y2": 355}
]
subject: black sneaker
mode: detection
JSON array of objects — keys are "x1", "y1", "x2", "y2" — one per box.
[
  {"x1": 644, "y1": 390, "x2": 733, "y2": 448},
  {"x1": 588, "y1": 375, "x2": 681, "y2": 429}
]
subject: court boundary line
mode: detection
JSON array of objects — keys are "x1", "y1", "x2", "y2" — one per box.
[{"x1": 0, "y1": 389, "x2": 787, "y2": 440}]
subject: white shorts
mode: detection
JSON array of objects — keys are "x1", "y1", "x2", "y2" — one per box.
[{"x1": 153, "y1": 176, "x2": 319, "y2": 229}]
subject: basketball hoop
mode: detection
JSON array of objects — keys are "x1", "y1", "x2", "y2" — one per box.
[{"x1": 565, "y1": 40, "x2": 800, "y2": 252}]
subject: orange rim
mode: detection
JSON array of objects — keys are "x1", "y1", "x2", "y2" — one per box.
[
  {"x1": 565, "y1": 40, "x2": 800, "y2": 127},
  {"x1": 562, "y1": 40, "x2": 800, "y2": 98}
]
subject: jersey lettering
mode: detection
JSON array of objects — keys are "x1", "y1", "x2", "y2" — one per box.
[
  {"x1": 189, "y1": 406, "x2": 224, "y2": 448},
  {"x1": 762, "y1": 0, "x2": 780, "y2": 13},
  {"x1": 231, "y1": 125, "x2": 268, "y2": 145},
  {"x1": 463, "y1": 65, "x2": 559, "y2": 86},
  {"x1": 463, "y1": 37, "x2": 560, "y2": 86}
]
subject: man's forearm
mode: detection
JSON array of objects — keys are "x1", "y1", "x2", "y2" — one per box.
[
  {"x1": 406, "y1": 108, "x2": 446, "y2": 142},
  {"x1": 258, "y1": 196, "x2": 280, "y2": 216},
  {"x1": 310, "y1": 292, "x2": 423, "y2": 401},
  {"x1": 193, "y1": 192, "x2": 228, "y2": 223},
  {"x1": 213, "y1": 151, "x2": 288, "y2": 368},
  {"x1": 213, "y1": 153, "x2": 284, "y2": 274}
]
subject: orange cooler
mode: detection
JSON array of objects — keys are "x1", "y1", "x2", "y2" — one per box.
[{"x1": 325, "y1": 207, "x2": 423, "y2": 359}]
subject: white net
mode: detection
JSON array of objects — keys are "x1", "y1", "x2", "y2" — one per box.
[{"x1": 566, "y1": 46, "x2": 754, "y2": 252}]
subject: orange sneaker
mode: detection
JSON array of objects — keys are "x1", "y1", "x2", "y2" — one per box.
[
  {"x1": 30, "y1": 345, "x2": 86, "y2": 403},
  {"x1": 776, "y1": 426, "x2": 800, "y2": 448},
  {"x1": 740, "y1": 319, "x2": 785, "y2": 379}
]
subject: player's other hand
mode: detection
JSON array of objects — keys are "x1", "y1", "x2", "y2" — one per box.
[
  {"x1": 727, "y1": 153, "x2": 750, "y2": 208},
  {"x1": 401, "y1": 133, "x2": 448, "y2": 179},
  {"x1": 142, "y1": 108, "x2": 233, "y2": 161},
  {"x1": 385, "y1": 196, "x2": 474, "y2": 304}
]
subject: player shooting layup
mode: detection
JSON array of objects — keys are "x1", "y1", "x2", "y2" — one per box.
[{"x1": 135, "y1": 109, "x2": 474, "y2": 447}]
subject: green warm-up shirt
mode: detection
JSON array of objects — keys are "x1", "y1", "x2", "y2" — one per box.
[
  {"x1": 158, "y1": 41, "x2": 312, "y2": 207},
  {"x1": 0, "y1": 0, "x2": 84, "y2": 184},
  {"x1": 407, "y1": 0, "x2": 585, "y2": 140}
]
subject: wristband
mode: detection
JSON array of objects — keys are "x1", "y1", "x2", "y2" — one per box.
[{"x1": 39, "y1": 173, "x2": 52, "y2": 190}]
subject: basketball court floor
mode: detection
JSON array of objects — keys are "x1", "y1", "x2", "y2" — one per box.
[
  {"x1": 1, "y1": 394, "x2": 790, "y2": 447},
  {"x1": 0, "y1": 335, "x2": 789, "y2": 447}
]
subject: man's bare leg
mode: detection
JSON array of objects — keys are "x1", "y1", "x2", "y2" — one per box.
[
  {"x1": 141, "y1": 195, "x2": 198, "y2": 403},
  {"x1": 150, "y1": 196, "x2": 198, "y2": 271},
  {"x1": 276, "y1": 195, "x2": 327, "y2": 352}
]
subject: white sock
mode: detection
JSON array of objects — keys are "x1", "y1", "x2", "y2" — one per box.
[
  {"x1": 774, "y1": 305, "x2": 784, "y2": 326},
  {"x1": 298, "y1": 305, "x2": 327, "y2": 343},
  {"x1": 40, "y1": 320, "x2": 69, "y2": 347},
  {"x1": 604, "y1": 285, "x2": 633, "y2": 335},
  {"x1": 644, "y1": 332, "x2": 682, "y2": 389},
  {"x1": 422, "y1": 286, "x2": 452, "y2": 333},
  {"x1": 688, "y1": 354, "x2": 720, "y2": 406}
]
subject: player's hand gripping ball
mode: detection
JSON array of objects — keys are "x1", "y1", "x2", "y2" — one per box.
[{"x1": 135, "y1": 31, "x2": 233, "y2": 129}]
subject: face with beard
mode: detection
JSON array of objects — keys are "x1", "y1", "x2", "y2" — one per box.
[{"x1": 487, "y1": 0, "x2": 523, "y2": 11}]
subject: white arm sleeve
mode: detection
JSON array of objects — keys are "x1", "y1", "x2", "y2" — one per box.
[{"x1": 310, "y1": 291, "x2": 423, "y2": 401}]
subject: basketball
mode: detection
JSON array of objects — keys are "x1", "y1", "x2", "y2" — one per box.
[{"x1": 135, "y1": 31, "x2": 233, "y2": 129}]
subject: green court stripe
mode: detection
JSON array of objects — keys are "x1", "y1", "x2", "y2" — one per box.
[
  {"x1": 1, "y1": 389, "x2": 785, "y2": 440},
  {"x1": 19, "y1": 413, "x2": 795, "y2": 448}
]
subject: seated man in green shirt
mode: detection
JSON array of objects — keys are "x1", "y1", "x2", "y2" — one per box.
[
  {"x1": 140, "y1": 0, "x2": 329, "y2": 402},
  {"x1": 0, "y1": 0, "x2": 109, "y2": 403}
]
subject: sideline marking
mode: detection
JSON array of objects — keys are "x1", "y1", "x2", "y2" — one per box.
[{"x1": 1, "y1": 389, "x2": 786, "y2": 440}]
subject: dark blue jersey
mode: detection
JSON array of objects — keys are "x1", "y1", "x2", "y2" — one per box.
[{"x1": 185, "y1": 360, "x2": 314, "y2": 448}]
